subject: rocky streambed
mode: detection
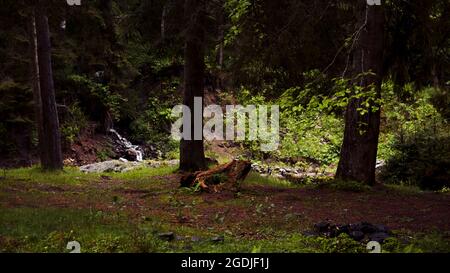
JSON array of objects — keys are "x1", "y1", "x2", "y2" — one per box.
[
  {"x1": 250, "y1": 162, "x2": 334, "y2": 183},
  {"x1": 80, "y1": 159, "x2": 179, "y2": 173},
  {"x1": 307, "y1": 221, "x2": 392, "y2": 243}
]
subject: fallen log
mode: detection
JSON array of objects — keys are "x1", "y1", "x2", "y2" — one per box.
[{"x1": 180, "y1": 160, "x2": 252, "y2": 193}]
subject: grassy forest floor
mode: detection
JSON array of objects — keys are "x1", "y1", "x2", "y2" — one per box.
[{"x1": 0, "y1": 166, "x2": 449, "y2": 253}]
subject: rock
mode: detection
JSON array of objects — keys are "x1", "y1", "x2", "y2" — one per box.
[
  {"x1": 125, "y1": 149, "x2": 139, "y2": 161},
  {"x1": 120, "y1": 167, "x2": 139, "y2": 173},
  {"x1": 285, "y1": 173, "x2": 305, "y2": 184},
  {"x1": 329, "y1": 224, "x2": 349, "y2": 237},
  {"x1": 158, "y1": 232, "x2": 175, "y2": 241},
  {"x1": 211, "y1": 235, "x2": 224, "y2": 243},
  {"x1": 314, "y1": 221, "x2": 330, "y2": 233},
  {"x1": 349, "y1": 222, "x2": 377, "y2": 234},
  {"x1": 142, "y1": 143, "x2": 162, "y2": 159},
  {"x1": 349, "y1": 231, "x2": 365, "y2": 241},
  {"x1": 273, "y1": 174, "x2": 284, "y2": 179},
  {"x1": 109, "y1": 129, "x2": 144, "y2": 161},
  {"x1": 360, "y1": 222, "x2": 378, "y2": 234},
  {"x1": 313, "y1": 221, "x2": 392, "y2": 242},
  {"x1": 80, "y1": 159, "x2": 181, "y2": 174},
  {"x1": 369, "y1": 232, "x2": 390, "y2": 243},
  {"x1": 147, "y1": 159, "x2": 179, "y2": 168},
  {"x1": 79, "y1": 160, "x2": 143, "y2": 173}
]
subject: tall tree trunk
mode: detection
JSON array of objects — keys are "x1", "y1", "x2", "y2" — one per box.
[
  {"x1": 216, "y1": 10, "x2": 224, "y2": 70},
  {"x1": 36, "y1": 6, "x2": 63, "y2": 170},
  {"x1": 179, "y1": 0, "x2": 206, "y2": 171},
  {"x1": 29, "y1": 8, "x2": 46, "y2": 167},
  {"x1": 100, "y1": 0, "x2": 119, "y2": 132},
  {"x1": 100, "y1": 0, "x2": 117, "y2": 82},
  {"x1": 336, "y1": 2, "x2": 384, "y2": 185},
  {"x1": 161, "y1": 2, "x2": 168, "y2": 41}
]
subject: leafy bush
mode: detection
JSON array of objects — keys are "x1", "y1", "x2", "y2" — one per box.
[
  {"x1": 60, "y1": 102, "x2": 88, "y2": 144},
  {"x1": 130, "y1": 97, "x2": 178, "y2": 157},
  {"x1": 303, "y1": 233, "x2": 365, "y2": 253},
  {"x1": 379, "y1": 85, "x2": 450, "y2": 190},
  {"x1": 0, "y1": 80, "x2": 34, "y2": 155},
  {"x1": 279, "y1": 103, "x2": 343, "y2": 165},
  {"x1": 66, "y1": 75, "x2": 124, "y2": 123},
  {"x1": 236, "y1": 77, "x2": 344, "y2": 165},
  {"x1": 382, "y1": 233, "x2": 450, "y2": 253}
]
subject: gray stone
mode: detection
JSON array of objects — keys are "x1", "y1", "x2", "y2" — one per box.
[
  {"x1": 79, "y1": 160, "x2": 143, "y2": 173},
  {"x1": 314, "y1": 221, "x2": 330, "y2": 233},
  {"x1": 79, "y1": 159, "x2": 179, "y2": 173},
  {"x1": 349, "y1": 231, "x2": 365, "y2": 241},
  {"x1": 369, "y1": 232, "x2": 390, "y2": 243},
  {"x1": 158, "y1": 232, "x2": 175, "y2": 241},
  {"x1": 211, "y1": 235, "x2": 224, "y2": 243}
]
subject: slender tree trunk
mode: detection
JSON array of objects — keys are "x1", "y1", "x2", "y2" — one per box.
[
  {"x1": 100, "y1": 0, "x2": 118, "y2": 132},
  {"x1": 179, "y1": 0, "x2": 206, "y2": 171},
  {"x1": 29, "y1": 8, "x2": 46, "y2": 166},
  {"x1": 217, "y1": 11, "x2": 224, "y2": 70},
  {"x1": 100, "y1": 0, "x2": 117, "y2": 81},
  {"x1": 36, "y1": 6, "x2": 63, "y2": 170},
  {"x1": 336, "y1": 2, "x2": 384, "y2": 185},
  {"x1": 161, "y1": 2, "x2": 168, "y2": 41}
]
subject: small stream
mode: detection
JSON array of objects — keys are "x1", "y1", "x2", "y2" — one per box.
[{"x1": 109, "y1": 129, "x2": 144, "y2": 161}]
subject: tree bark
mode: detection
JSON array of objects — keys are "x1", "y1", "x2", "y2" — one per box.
[
  {"x1": 161, "y1": 2, "x2": 168, "y2": 41},
  {"x1": 216, "y1": 10, "x2": 224, "y2": 70},
  {"x1": 336, "y1": 2, "x2": 385, "y2": 185},
  {"x1": 100, "y1": 0, "x2": 117, "y2": 81},
  {"x1": 29, "y1": 8, "x2": 46, "y2": 166},
  {"x1": 179, "y1": 0, "x2": 207, "y2": 171},
  {"x1": 180, "y1": 160, "x2": 252, "y2": 193},
  {"x1": 36, "y1": 6, "x2": 63, "y2": 170}
]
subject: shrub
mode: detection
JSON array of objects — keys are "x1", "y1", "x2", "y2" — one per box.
[
  {"x1": 236, "y1": 80, "x2": 344, "y2": 165},
  {"x1": 379, "y1": 85, "x2": 450, "y2": 190},
  {"x1": 129, "y1": 97, "x2": 178, "y2": 158},
  {"x1": 60, "y1": 102, "x2": 88, "y2": 144}
]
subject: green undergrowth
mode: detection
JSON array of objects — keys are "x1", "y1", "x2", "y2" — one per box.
[
  {"x1": 1, "y1": 208, "x2": 448, "y2": 253},
  {"x1": 1, "y1": 165, "x2": 176, "y2": 185},
  {"x1": 1, "y1": 166, "x2": 449, "y2": 253},
  {"x1": 244, "y1": 172, "x2": 297, "y2": 188}
]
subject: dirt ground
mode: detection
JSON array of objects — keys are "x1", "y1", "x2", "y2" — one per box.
[{"x1": 1, "y1": 173, "x2": 449, "y2": 236}]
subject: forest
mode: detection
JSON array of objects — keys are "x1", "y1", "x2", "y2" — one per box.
[{"x1": 0, "y1": 0, "x2": 449, "y2": 254}]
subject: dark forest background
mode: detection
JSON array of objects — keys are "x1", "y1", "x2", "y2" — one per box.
[{"x1": 0, "y1": 0, "x2": 449, "y2": 190}]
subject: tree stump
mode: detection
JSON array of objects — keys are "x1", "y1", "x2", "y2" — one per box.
[{"x1": 180, "y1": 160, "x2": 252, "y2": 193}]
